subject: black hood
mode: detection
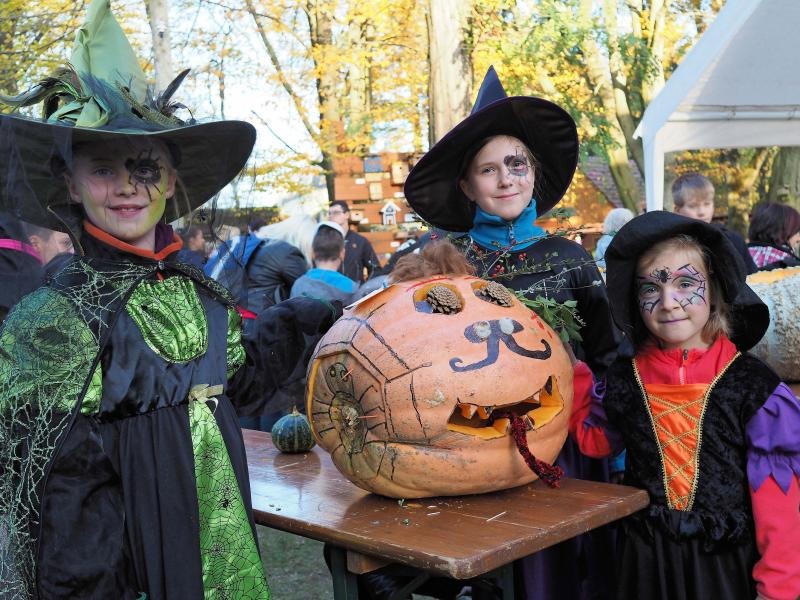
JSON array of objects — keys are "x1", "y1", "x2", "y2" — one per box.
[{"x1": 605, "y1": 211, "x2": 768, "y2": 351}]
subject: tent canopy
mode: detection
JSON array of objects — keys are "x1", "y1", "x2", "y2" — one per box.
[{"x1": 634, "y1": 0, "x2": 800, "y2": 210}]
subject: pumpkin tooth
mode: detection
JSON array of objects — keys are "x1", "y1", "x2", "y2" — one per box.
[
  {"x1": 491, "y1": 417, "x2": 511, "y2": 434},
  {"x1": 476, "y1": 405, "x2": 493, "y2": 419},
  {"x1": 522, "y1": 414, "x2": 534, "y2": 431},
  {"x1": 458, "y1": 402, "x2": 478, "y2": 419}
]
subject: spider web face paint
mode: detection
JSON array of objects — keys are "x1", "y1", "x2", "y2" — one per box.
[
  {"x1": 636, "y1": 278, "x2": 662, "y2": 314},
  {"x1": 672, "y1": 263, "x2": 707, "y2": 309}
]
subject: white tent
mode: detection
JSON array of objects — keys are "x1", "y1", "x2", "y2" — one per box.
[{"x1": 634, "y1": 0, "x2": 800, "y2": 211}]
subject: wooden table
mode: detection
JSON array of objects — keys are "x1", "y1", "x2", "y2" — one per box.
[{"x1": 245, "y1": 429, "x2": 649, "y2": 600}]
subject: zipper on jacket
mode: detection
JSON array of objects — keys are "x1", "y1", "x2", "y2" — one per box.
[{"x1": 679, "y1": 348, "x2": 688, "y2": 384}]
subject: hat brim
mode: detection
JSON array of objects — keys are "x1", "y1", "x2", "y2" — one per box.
[
  {"x1": 0, "y1": 113, "x2": 256, "y2": 230},
  {"x1": 403, "y1": 96, "x2": 578, "y2": 232},
  {"x1": 605, "y1": 211, "x2": 769, "y2": 351}
]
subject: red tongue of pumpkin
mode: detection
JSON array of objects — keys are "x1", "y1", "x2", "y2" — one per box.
[{"x1": 495, "y1": 411, "x2": 564, "y2": 488}]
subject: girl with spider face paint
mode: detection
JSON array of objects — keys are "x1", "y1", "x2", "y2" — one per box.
[
  {"x1": 0, "y1": 1, "x2": 341, "y2": 597},
  {"x1": 635, "y1": 241, "x2": 712, "y2": 351},
  {"x1": 65, "y1": 139, "x2": 177, "y2": 251},
  {"x1": 569, "y1": 211, "x2": 800, "y2": 600}
]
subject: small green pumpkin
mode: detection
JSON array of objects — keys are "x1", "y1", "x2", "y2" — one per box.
[{"x1": 271, "y1": 407, "x2": 316, "y2": 453}]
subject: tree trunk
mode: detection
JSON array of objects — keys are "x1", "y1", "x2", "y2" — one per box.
[
  {"x1": 145, "y1": 0, "x2": 174, "y2": 92},
  {"x1": 345, "y1": 19, "x2": 373, "y2": 155},
  {"x1": 306, "y1": 1, "x2": 341, "y2": 204},
  {"x1": 426, "y1": 0, "x2": 472, "y2": 144},
  {"x1": 767, "y1": 147, "x2": 800, "y2": 210}
]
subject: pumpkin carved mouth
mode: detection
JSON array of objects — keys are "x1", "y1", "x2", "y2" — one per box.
[{"x1": 446, "y1": 376, "x2": 563, "y2": 440}]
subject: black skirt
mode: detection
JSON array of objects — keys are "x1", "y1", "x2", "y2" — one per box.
[{"x1": 617, "y1": 516, "x2": 758, "y2": 600}]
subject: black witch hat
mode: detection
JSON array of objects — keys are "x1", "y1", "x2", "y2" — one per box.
[
  {"x1": 403, "y1": 67, "x2": 578, "y2": 232},
  {"x1": 605, "y1": 211, "x2": 768, "y2": 351}
]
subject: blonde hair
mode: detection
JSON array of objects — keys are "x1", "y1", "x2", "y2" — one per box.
[
  {"x1": 255, "y1": 215, "x2": 317, "y2": 266},
  {"x1": 634, "y1": 235, "x2": 730, "y2": 349},
  {"x1": 671, "y1": 173, "x2": 714, "y2": 208}
]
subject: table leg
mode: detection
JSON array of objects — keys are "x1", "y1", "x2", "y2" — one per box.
[
  {"x1": 498, "y1": 562, "x2": 515, "y2": 600},
  {"x1": 329, "y1": 545, "x2": 359, "y2": 600},
  {"x1": 387, "y1": 571, "x2": 431, "y2": 600}
]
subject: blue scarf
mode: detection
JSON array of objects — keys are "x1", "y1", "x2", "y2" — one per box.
[{"x1": 469, "y1": 201, "x2": 546, "y2": 252}]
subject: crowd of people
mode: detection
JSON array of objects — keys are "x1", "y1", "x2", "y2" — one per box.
[{"x1": 0, "y1": 1, "x2": 798, "y2": 599}]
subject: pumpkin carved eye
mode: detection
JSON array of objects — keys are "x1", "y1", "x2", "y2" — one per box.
[
  {"x1": 412, "y1": 283, "x2": 464, "y2": 314},
  {"x1": 473, "y1": 281, "x2": 515, "y2": 307}
]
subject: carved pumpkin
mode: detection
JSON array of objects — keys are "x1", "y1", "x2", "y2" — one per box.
[
  {"x1": 306, "y1": 275, "x2": 573, "y2": 498},
  {"x1": 747, "y1": 267, "x2": 800, "y2": 382}
]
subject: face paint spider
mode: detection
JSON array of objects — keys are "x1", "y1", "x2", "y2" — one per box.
[{"x1": 635, "y1": 250, "x2": 712, "y2": 350}]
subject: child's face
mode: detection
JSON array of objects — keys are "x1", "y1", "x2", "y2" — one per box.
[
  {"x1": 674, "y1": 186, "x2": 714, "y2": 223},
  {"x1": 460, "y1": 136, "x2": 535, "y2": 223},
  {"x1": 635, "y1": 246, "x2": 712, "y2": 350},
  {"x1": 65, "y1": 139, "x2": 176, "y2": 250}
]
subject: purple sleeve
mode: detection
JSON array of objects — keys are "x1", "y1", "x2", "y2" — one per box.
[
  {"x1": 746, "y1": 382, "x2": 800, "y2": 493},
  {"x1": 585, "y1": 377, "x2": 625, "y2": 455}
]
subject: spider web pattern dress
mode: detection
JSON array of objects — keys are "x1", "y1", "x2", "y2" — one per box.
[{"x1": 0, "y1": 227, "x2": 336, "y2": 599}]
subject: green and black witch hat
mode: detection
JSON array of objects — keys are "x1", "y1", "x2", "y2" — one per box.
[{"x1": 0, "y1": 0, "x2": 255, "y2": 229}]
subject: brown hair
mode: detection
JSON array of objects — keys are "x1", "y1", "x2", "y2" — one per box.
[
  {"x1": 748, "y1": 201, "x2": 800, "y2": 248},
  {"x1": 632, "y1": 234, "x2": 730, "y2": 349},
  {"x1": 312, "y1": 226, "x2": 344, "y2": 262},
  {"x1": 389, "y1": 240, "x2": 475, "y2": 283}
]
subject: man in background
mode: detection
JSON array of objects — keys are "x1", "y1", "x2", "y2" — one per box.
[{"x1": 327, "y1": 200, "x2": 380, "y2": 283}]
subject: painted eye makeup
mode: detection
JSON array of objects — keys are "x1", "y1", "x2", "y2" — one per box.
[
  {"x1": 503, "y1": 151, "x2": 529, "y2": 177},
  {"x1": 671, "y1": 264, "x2": 707, "y2": 308},
  {"x1": 125, "y1": 149, "x2": 164, "y2": 187}
]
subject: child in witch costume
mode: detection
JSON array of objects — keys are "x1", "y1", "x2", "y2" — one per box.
[
  {"x1": 404, "y1": 68, "x2": 620, "y2": 598},
  {"x1": 570, "y1": 211, "x2": 800, "y2": 599},
  {"x1": 0, "y1": 2, "x2": 338, "y2": 598}
]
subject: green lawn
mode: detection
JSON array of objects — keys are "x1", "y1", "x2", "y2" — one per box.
[
  {"x1": 258, "y1": 526, "x2": 439, "y2": 600},
  {"x1": 258, "y1": 526, "x2": 334, "y2": 599}
]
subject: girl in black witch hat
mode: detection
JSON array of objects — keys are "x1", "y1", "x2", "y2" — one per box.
[
  {"x1": 0, "y1": 1, "x2": 338, "y2": 598},
  {"x1": 570, "y1": 211, "x2": 800, "y2": 599},
  {"x1": 404, "y1": 67, "x2": 620, "y2": 599}
]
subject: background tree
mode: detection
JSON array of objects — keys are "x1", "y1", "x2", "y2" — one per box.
[
  {"x1": 144, "y1": 0, "x2": 174, "y2": 91},
  {"x1": 426, "y1": 0, "x2": 473, "y2": 143}
]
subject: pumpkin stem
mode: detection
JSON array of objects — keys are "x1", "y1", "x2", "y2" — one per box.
[{"x1": 496, "y1": 411, "x2": 564, "y2": 488}]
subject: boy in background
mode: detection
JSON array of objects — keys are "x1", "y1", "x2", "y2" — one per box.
[
  {"x1": 291, "y1": 221, "x2": 357, "y2": 304},
  {"x1": 671, "y1": 172, "x2": 757, "y2": 273}
]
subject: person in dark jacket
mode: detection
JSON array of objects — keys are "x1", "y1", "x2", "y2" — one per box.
[
  {"x1": 205, "y1": 233, "x2": 308, "y2": 314},
  {"x1": 176, "y1": 225, "x2": 207, "y2": 268},
  {"x1": 671, "y1": 172, "x2": 758, "y2": 274},
  {"x1": 244, "y1": 237, "x2": 309, "y2": 312},
  {"x1": 327, "y1": 200, "x2": 380, "y2": 283},
  {"x1": 747, "y1": 201, "x2": 800, "y2": 270}
]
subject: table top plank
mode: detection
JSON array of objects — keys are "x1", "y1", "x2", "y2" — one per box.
[{"x1": 245, "y1": 429, "x2": 648, "y2": 579}]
